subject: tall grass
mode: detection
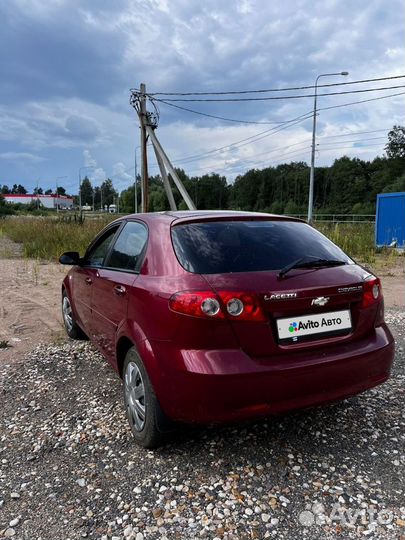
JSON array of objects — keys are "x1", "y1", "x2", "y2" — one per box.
[
  {"x1": 1, "y1": 215, "x2": 380, "y2": 263},
  {"x1": 316, "y1": 222, "x2": 376, "y2": 263},
  {"x1": 0, "y1": 215, "x2": 114, "y2": 260}
]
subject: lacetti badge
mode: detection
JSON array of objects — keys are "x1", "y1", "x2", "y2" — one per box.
[
  {"x1": 264, "y1": 292, "x2": 297, "y2": 301},
  {"x1": 289, "y1": 316, "x2": 343, "y2": 333}
]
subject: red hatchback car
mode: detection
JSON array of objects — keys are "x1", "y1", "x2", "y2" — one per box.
[{"x1": 60, "y1": 211, "x2": 395, "y2": 447}]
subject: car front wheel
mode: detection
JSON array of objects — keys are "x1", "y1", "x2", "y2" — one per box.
[
  {"x1": 62, "y1": 290, "x2": 87, "y2": 340},
  {"x1": 123, "y1": 347, "x2": 171, "y2": 448}
]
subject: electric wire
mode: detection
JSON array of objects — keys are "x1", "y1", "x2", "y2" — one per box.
[
  {"x1": 153, "y1": 98, "x2": 298, "y2": 125},
  {"x1": 152, "y1": 85, "x2": 405, "y2": 102},
  {"x1": 317, "y1": 128, "x2": 392, "y2": 139},
  {"x1": 317, "y1": 91, "x2": 405, "y2": 112},
  {"x1": 153, "y1": 92, "x2": 403, "y2": 126},
  {"x1": 145, "y1": 74, "x2": 405, "y2": 96},
  {"x1": 317, "y1": 136, "x2": 386, "y2": 145},
  {"x1": 172, "y1": 114, "x2": 313, "y2": 165},
  {"x1": 317, "y1": 142, "x2": 386, "y2": 151}
]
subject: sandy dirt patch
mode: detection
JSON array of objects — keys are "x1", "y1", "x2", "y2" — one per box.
[
  {"x1": 366, "y1": 257, "x2": 405, "y2": 310},
  {"x1": 0, "y1": 257, "x2": 68, "y2": 362}
]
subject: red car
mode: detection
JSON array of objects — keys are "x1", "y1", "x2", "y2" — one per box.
[{"x1": 60, "y1": 211, "x2": 394, "y2": 447}]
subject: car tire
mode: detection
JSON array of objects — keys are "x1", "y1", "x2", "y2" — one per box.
[
  {"x1": 123, "y1": 347, "x2": 172, "y2": 448},
  {"x1": 62, "y1": 290, "x2": 87, "y2": 340}
]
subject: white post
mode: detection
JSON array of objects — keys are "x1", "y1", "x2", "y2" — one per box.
[{"x1": 307, "y1": 71, "x2": 349, "y2": 223}]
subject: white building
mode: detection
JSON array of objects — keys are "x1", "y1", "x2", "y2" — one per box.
[{"x1": 3, "y1": 194, "x2": 74, "y2": 209}]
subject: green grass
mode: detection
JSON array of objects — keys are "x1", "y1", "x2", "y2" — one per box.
[
  {"x1": 0, "y1": 215, "x2": 115, "y2": 260},
  {"x1": 315, "y1": 222, "x2": 376, "y2": 264}
]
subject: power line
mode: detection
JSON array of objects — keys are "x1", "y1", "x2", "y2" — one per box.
[
  {"x1": 186, "y1": 146, "x2": 312, "y2": 177},
  {"x1": 158, "y1": 96, "x2": 398, "y2": 167},
  {"x1": 185, "y1": 140, "x2": 387, "y2": 178},
  {"x1": 317, "y1": 128, "x2": 392, "y2": 139},
  {"x1": 137, "y1": 92, "x2": 401, "y2": 175},
  {"x1": 153, "y1": 85, "x2": 405, "y2": 102},
  {"x1": 147, "y1": 74, "x2": 405, "y2": 96},
  {"x1": 317, "y1": 136, "x2": 386, "y2": 146},
  {"x1": 318, "y1": 142, "x2": 386, "y2": 151},
  {"x1": 154, "y1": 98, "x2": 298, "y2": 125},
  {"x1": 317, "y1": 91, "x2": 405, "y2": 112},
  {"x1": 172, "y1": 114, "x2": 313, "y2": 165},
  {"x1": 154, "y1": 93, "x2": 403, "y2": 128},
  {"x1": 227, "y1": 139, "x2": 312, "y2": 166}
]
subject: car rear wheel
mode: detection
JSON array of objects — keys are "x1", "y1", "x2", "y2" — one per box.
[
  {"x1": 123, "y1": 347, "x2": 171, "y2": 448},
  {"x1": 62, "y1": 290, "x2": 87, "y2": 340}
]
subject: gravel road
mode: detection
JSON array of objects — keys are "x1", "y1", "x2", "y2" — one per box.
[{"x1": 0, "y1": 310, "x2": 404, "y2": 540}]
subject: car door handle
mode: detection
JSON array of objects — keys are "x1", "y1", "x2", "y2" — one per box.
[
  {"x1": 113, "y1": 285, "x2": 126, "y2": 296},
  {"x1": 85, "y1": 277, "x2": 93, "y2": 285}
]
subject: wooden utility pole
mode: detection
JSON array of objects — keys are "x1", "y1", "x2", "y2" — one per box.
[{"x1": 139, "y1": 83, "x2": 149, "y2": 213}]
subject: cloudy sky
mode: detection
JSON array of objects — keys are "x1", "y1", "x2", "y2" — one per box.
[{"x1": 0, "y1": 0, "x2": 403, "y2": 194}]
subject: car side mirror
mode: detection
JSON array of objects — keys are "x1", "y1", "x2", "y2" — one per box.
[{"x1": 59, "y1": 251, "x2": 82, "y2": 265}]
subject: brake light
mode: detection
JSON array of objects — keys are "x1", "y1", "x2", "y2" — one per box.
[
  {"x1": 362, "y1": 276, "x2": 382, "y2": 308},
  {"x1": 169, "y1": 290, "x2": 266, "y2": 321}
]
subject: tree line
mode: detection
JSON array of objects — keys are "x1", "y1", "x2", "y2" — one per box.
[
  {"x1": 1, "y1": 126, "x2": 404, "y2": 215},
  {"x1": 119, "y1": 125, "x2": 404, "y2": 215}
]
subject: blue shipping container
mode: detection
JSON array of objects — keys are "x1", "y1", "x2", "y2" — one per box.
[{"x1": 375, "y1": 192, "x2": 405, "y2": 248}]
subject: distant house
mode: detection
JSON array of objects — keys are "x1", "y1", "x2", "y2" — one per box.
[{"x1": 3, "y1": 194, "x2": 74, "y2": 209}]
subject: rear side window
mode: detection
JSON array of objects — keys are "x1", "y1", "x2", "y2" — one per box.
[
  {"x1": 105, "y1": 221, "x2": 148, "y2": 272},
  {"x1": 171, "y1": 220, "x2": 351, "y2": 274}
]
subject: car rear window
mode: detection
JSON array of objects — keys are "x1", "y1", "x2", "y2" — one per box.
[{"x1": 171, "y1": 220, "x2": 352, "y2": 274}]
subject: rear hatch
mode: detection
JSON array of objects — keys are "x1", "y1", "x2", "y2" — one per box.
[
  {"x1": 203, "y1": 265, "x2": 370, "y2": 357},
  {"x1": 171, "y1": 218, "x2": 378, "y2": 357}
]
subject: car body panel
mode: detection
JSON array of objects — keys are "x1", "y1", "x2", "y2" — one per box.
[
  {"x1": 89, "y1": 268, "x2": 138, "y2": 364},
  {"x1": 69, "y1": 266, "x2": 99, "y2": 331}
]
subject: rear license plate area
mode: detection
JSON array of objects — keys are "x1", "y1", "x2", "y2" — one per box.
[{"x1": 277, "y1": 309, "x2": 352, "y2": 344}]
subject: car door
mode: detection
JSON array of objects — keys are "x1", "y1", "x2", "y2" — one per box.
[
  {"x1": 71, "y1": 224, "x2": 121, "y2": 333},
  {"x1": 89, "y1": 220, "x2": 148, "y2": 368}
]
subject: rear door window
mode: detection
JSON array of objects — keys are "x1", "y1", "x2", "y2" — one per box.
[
  {"x1": 171, "y1": 220, "x2": 352, "y2": 274},
  {"x1": 105, "y1": 221, "x2": 148, "y2": 272}
]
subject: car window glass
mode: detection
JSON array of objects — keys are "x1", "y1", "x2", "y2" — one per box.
[
  {"x1": 85, "y1": 227, "x2": 119, "y2": 267},
  {"x1": 172, "y1": 220, "x2": 352, "y2": 274},
  {"x1": 105, "y1": 221, "x2": 148, "y2": 272}
]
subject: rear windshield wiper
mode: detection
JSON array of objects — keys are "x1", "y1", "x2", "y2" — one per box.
[{"x1": 278, "y1": 257, "x2": 347, "y2": 279}]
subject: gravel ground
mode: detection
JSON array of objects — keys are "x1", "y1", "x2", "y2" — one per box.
[{"x1": 0, "y1": 310, "x2": 404, "y2": 540}]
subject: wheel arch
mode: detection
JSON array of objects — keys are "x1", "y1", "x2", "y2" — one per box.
[{"x1": 116, "y1": 336, "x2": 135, "y2": 379}]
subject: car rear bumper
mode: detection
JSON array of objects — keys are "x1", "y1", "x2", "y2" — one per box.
[{"x1": 150, "y1": 325, "x2": 395, "y2": 423}]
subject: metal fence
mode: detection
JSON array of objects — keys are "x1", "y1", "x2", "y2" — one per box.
[{"x1": 288, "y1": 214, "x2": 375, "y2": 223}]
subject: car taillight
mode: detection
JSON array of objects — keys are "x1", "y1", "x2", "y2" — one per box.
[
  {"x1": 169, "y1": 291, "x2": 225, "y2": 319},
  {"x1": 362, "y1": 276, "x2": 382, "y2": 308},
  {"x1": 218, "y1": 291, "x2": 266, "y2": 321},
  {"x1": 169, "y1": 290, "x2": 266, "y2": 322}
]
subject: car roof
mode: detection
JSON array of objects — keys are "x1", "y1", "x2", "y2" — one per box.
[{"x1": 123, "y1": 210, "x2": 304, "y2": 224}]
